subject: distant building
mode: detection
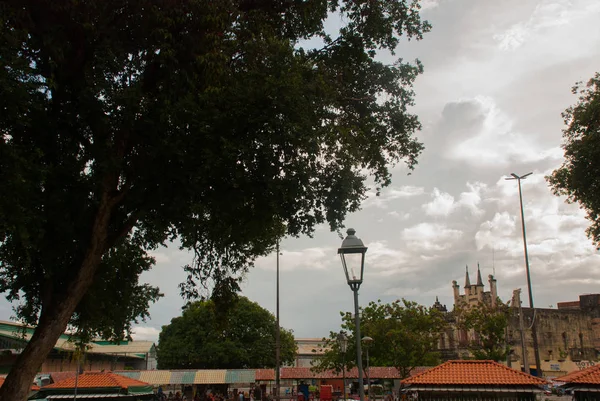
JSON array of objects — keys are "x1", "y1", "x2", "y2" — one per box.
[
  {"x1": 294, "y1": 338, "x2": 327, "y2": 367},
  {"x1": 0, "y1": 320, "x2": 156, "y2": 374},
  {"x1": 452, "y1": 264, "x2": 497, "y2": 309},
  {"x1": 435, "y1": 266, "x2": 600, "y2": 377}
]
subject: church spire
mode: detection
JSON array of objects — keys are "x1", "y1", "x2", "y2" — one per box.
[
  {"x1": 476, "y1": 262, "x2": 484, "y2": 286},
  {"x1": 465, "y1": 265, "x2": 471, "y2": 287}
]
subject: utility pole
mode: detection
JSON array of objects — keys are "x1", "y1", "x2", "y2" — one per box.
[
  {"x1": 275, "y1": 240, "x2": 281, "y2": 401},
  {"x1": 514, "y1": 289, "x2": 529, "y2": 374},
  {"x1": 506, "y1": 172, "x2": 541, "y2": 376}
]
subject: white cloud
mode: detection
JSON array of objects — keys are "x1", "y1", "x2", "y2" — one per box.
[
  {"x1": 422, "y1": 188, "x2": 455, "y2": 216},
  {"x1": 443, "y1": 96, "x2": 562, "y2": 168},
  {"x1": 254, "y1": 246, "x2": 334, "y2": 272},
  {"x1": 131, "y1": 326, "x2": 160, "y2": 342},
  {"x1": 363, "y1": 185, "x2": 425, "y2": 209},
  {"x1": 420, "y1": 0, "x2": 440, "y2": 11},
  {"x1": 365, "y1": 240, "x2": 411, "y2": 276},
  {"x1": 388, "y1": 211, "x2": 410, "y2": 220},
  {"x1": 402, "y1": 223, "x2": 463, "y2": 252},
  {"x1": 458, "y1": 182, "x2": 486, "y2": 216},
  {"x1": 422, "y1": 183, "x2": 485, "y2": 217},
  {"x1": 493, "y1": 0, "x2": 600, "y2": 50},
  {"x1": 148, "y1": 250, "x2": 171, "y2": 264}
]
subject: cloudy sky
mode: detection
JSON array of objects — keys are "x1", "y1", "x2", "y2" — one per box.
[{"x1": 3, "y1": 0, "x2": 600, "y2": 343}]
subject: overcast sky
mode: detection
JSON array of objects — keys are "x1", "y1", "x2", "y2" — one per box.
[{"x1": 2, "y1": 0, "x2": 600, "y2": 344}]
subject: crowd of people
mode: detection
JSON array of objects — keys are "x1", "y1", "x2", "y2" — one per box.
[{"x1": 155, "y1": 386, "x2": 265, "y2": 401}]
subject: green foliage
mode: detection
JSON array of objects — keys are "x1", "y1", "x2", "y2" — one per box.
[
  {"x1": 0, "y1": 0, "x2": 429, "y2": 335},
  {"x1": 548, "y1": 73, "x2": 600, "y2": 247},
  {"x1": 456, "y1": 300, "x2": 509, "y2": 362},
  {"x1": 313, "y1": 299, "x2": 445, "y2": 379},
  {"x1": 0, "y1": 0, "x2": 430, "y2": 397},
  {"x1": 157, "y1": 296, "x2": 296, "y2": 369}
]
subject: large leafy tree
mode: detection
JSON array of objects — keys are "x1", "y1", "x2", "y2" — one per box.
[
  {"x1": 157, "y1": 297, "x2": 296, "y2": 369},
  {"x1": 313, "y1": 299, "x2": 445, "y2": 379},
  {"x1": 548, "y1": 73, "x2": 600, "y2": 246},
  {"x1": 0, "y1": 0, "x2": 430, "y2": 398},
  {"x1": 455, "y1": 301, "x2": 509, "y2": 362}
]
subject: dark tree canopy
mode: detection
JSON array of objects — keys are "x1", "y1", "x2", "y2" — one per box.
[
  {"x1": 157, "y1": 297, "x2": 296, "y2": 369},
  {"x1": 548, "y1": 73, "x2": 600, "y2": 246},
  {"x1": 0, "y1": 0, "x2": 430, "y2": 399},
  {"x1": 313, "y1": 299, "x2": 445, "y2": 379}
]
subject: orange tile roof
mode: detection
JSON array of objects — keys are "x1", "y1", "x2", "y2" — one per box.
[
  {"x1": 555, "y1": 364, "x2": 600, "y2": 384},
  {"x1": 401, "y1": 360, "x2": 547, "y2": 386},
  {"x1": 0, "y1": 377, "x2": 40, "y2": 391},
  {"x1": 44, "y1": 371, "x2": 150, "y2": 389},
  {"x1": 255, "y1": 369, "x2": 275, "y2": 381},
  {"x1": 49, "y1": 371, "x2": 77, "y2": 384}
]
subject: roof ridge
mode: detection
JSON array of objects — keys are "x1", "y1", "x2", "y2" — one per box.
[
  {"x1": 485, "y1": 360, "x2": 547, "y2": 384},
  {"x1": 401, "y1": 360, "x2": 547, "y2": 386},
  {"x1": 555, "y1": 363, "x2": 600, "y2": 383},
  {"x1": 402, "y1": 361, "x2": 449, "y2": 383}
]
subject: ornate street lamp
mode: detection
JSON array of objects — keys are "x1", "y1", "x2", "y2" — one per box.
[
  {"x1": 337, "y1": 332, "x2": 348, "y2": 401},
  {"x1": 338, "y1": 228, "x2": 368, "y2": 401},
  {"x1": 362, "y1": 336, "x2": 373, "y2": 399}
]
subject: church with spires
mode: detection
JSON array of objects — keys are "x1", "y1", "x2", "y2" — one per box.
[
  {"x1": 452, "y1": 264, "x2": 498, "y2": 310},
  {"x1": 432, "y1": 265, "x2": 600, "y2": 377}
]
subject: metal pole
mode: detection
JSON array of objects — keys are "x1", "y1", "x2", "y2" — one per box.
[
  {"x1": 276, "y1": 240, "x2": 281, "y2": 401},
  {"x1": 342, "y1": 352, "x2": 347, "y2": 401},
  {"x1": 73, "y1": 352, "x2": 80, "y2": 401},
  {"x1": 366, "y1": 348, "x2": 370, "y2": 400},
  {"x1": 516, "y1": 289, "x2": 530, "y2": 375},
  {"x1": 516, "y1": 178, "x2": 542, "y2": 376},
  {"x1": 352, "y1": 285, "x2": 365, "y2": 401}
]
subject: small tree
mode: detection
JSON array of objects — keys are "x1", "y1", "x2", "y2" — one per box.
[
  {"x1": 456, "y1": 300, "x2": 509, "y2": 361},
  {"x1": 548, "y1": 73, "x2": 600, "y2": 246},
  {"x1": 313, "y1": 299, "x2": 446, "y2": 379}
]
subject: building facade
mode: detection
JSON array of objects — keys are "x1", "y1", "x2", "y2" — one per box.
[
  {"x1": 437, "y1": 266, "x2": 600, "y2": 377},
  {"x1": 0, "y1": 320, "x2": 156, "y2": 374}
]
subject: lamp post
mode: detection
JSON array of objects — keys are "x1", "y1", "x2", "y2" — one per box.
[
  {"x1": 505, "y1": 172, "x2": 541, "y2": 376},
  {"x1": 275, "y1": 240, "x2": 281, "y2": 401},
  {"x1": 338, "y1": 228, "x2": 368, "y2": 401},
  {"x1": 337, "y1": 332, "x2": 348, "y2": 401},
  {"x1": 362, "y1": 336, "x2": 373, "y2": 399}
]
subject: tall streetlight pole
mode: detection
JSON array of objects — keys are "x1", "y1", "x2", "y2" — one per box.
[
  {"x1": 362, "y1": 336, "x2": 373, "y2": 400},
  {"x1": 337, "y1": 332, "x2": 348, "y2": 401},
  {"x1": 275, "y1": 240, "x2": 281, "y2": 401},
  {"x1": 338, "y1": 228, "x2": 368, "y2": 401},
  {"x1": 506, "y1": 172, "x2": 541, "y2": 376}
]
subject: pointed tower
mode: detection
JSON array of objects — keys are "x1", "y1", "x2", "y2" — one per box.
[
  {"x1": 475, "y1": 263, "x2": 484, "y2": 301},
  {"x1": 476, "y1": 263, "x2": 484, "y2": 286},
  {"x1": 464, "y1": 265, "x2": 471, "y2": 296}
]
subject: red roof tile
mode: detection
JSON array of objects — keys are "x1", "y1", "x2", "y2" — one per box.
[
  {"x1": 49, "y1": 371, "x2": 77, "y2": 384},
  {"x1": 0, "y1": 377, "x2": 40, "y2": 391},
  {"x1": 401, "y1": 360, "x2": 547, "y2": 386},
  {"x1": 44, "y1": 371, "x2": 150, "y2": 389},
  {"x1": 255, "y1": 369, "x2": 275, "y2": 381},
  {"x1": 555, "y1": 364, "x2": 600, "y2": 384}
]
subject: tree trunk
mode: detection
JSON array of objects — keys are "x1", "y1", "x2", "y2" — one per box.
[{"x1": 0, "y1": 191, "x2": 115, "y2": 401}]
